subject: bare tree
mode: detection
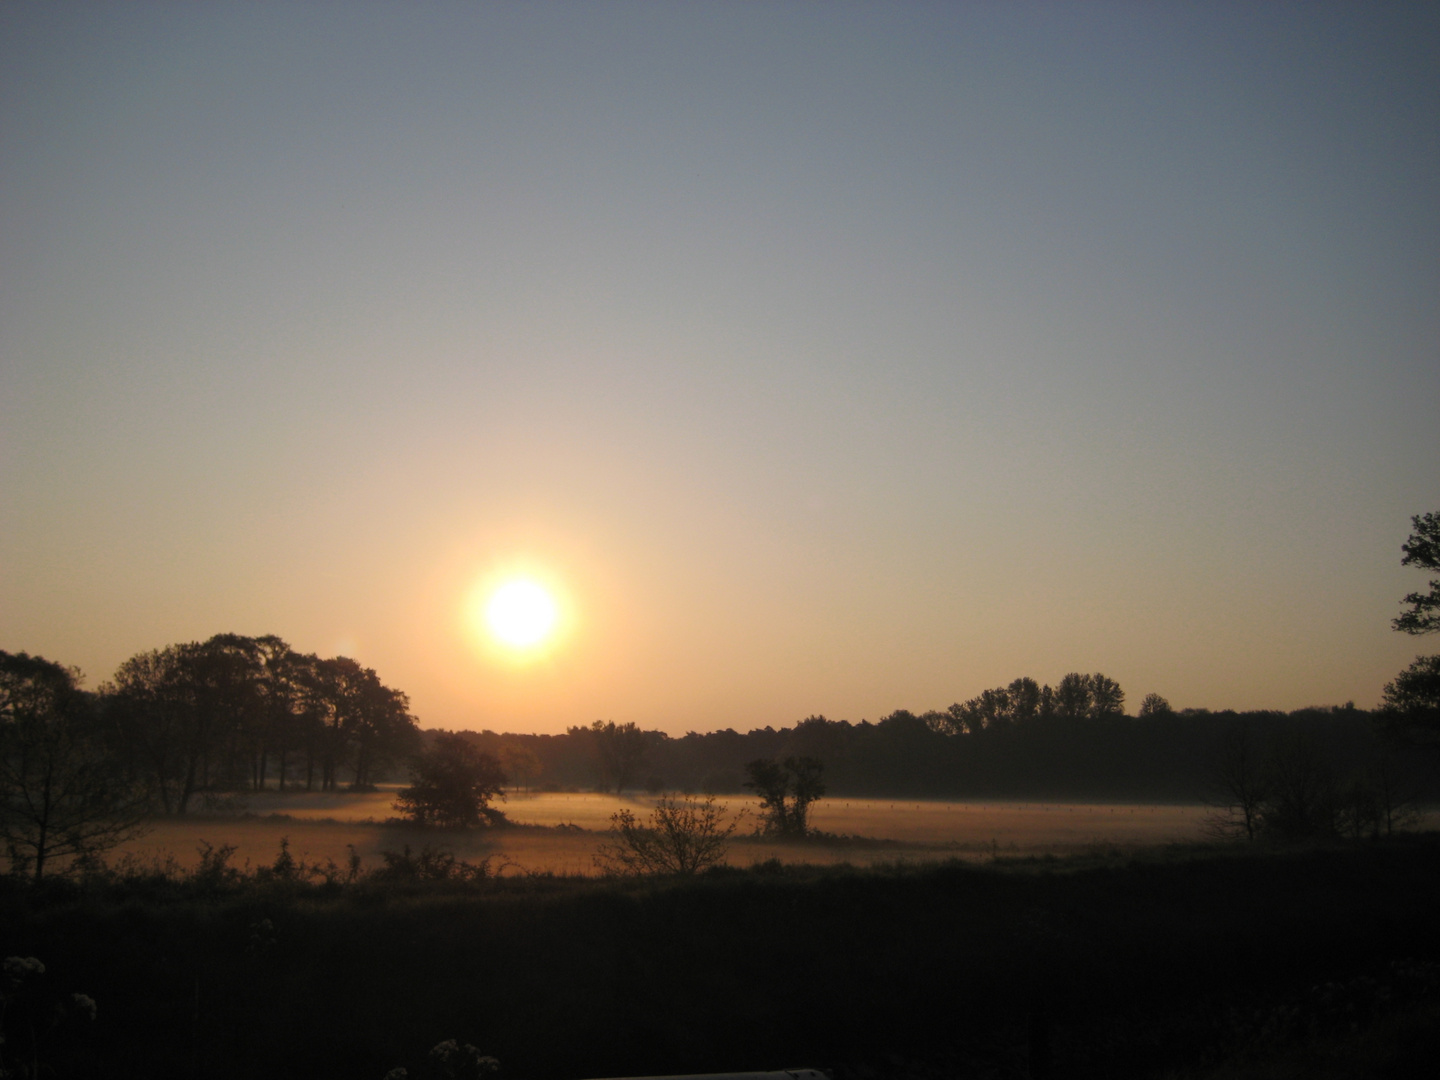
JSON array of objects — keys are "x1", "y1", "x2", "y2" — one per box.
[
  {"x1": 1, "y1": 652, "x2": 148, "y2": 881},
  {"x1": 1206, "y1": 723, "x2": 1269, "y2": 841},
  {"x1": 593, "y1": 794, "x2": 738, "y2": 876},
  {"x1": 1260, "y1": 731, "x2": 1339, "y2": 841}
]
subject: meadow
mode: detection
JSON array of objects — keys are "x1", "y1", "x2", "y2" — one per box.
[{"x1": 111, "y1": 788, "x2": 1215, "y2": 877}]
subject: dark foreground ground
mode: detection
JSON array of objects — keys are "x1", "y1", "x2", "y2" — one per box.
[{"x1": 4, "y1": 837, "x2": 1439, "y2": 1080}]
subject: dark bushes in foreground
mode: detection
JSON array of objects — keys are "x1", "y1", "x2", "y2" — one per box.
[{"x1": 4, "y1": 837, "x2": 1440, "y2": 1079}]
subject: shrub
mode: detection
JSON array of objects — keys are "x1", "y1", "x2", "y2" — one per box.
[
  {"x1": 394, "y1": 734, "x2": 507, "y2": 828},
  {"x1": 593, "y1": 794, "x2": 738, "y2": 876}
]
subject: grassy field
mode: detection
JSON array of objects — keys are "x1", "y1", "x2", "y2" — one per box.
[{"x1": 109, "y1": 787, "x2": 1217, "y2": 878}]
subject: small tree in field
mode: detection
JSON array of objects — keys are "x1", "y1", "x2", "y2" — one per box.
[
  {"x1": 745, "y1": 756, "x2": 826, "y2": 837},
  {"x1": 593, "y1": 795, "x2": 738, "y2": 876},
  {"x1": 394, "y1": 734, "x2": 506, "y2": 828}
]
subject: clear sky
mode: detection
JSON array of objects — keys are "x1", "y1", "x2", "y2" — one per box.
[{"x1": 2, "y1": 2, "x2": 1437, "y2": 733}]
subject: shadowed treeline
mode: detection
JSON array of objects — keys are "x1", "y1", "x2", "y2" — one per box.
[
  {"x1": 7, "y1": 639, "x2": 1432, "y2": 819},
  {"x1": 446, "y1": 701, "x2": 1428, "y2": 807}
]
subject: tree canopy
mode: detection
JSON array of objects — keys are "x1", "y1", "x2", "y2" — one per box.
[
  {"x1": 394, "y1": 733, "x2": 507, "y2": 828},
  {"x1": 104, "y1": 634, "x2": 420, "y2": 812},
  {"x1": 1394, "y1": 511, "x2": 1440, "y2": 635}
]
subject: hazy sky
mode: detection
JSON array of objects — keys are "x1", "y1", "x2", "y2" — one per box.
[{"x1": 3, "y1": 2, "x2": 1437, "y2": 734}]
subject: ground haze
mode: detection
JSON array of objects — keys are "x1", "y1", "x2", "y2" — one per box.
[{"x1": 109, "y1": 788, "x2": 1217, "y2": 878}]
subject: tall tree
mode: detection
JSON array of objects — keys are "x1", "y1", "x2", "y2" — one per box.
[
  {"x1": 584, "y1": 720, "x2": 650, "y2": 794},
  {"x1": 1379, "y1": 655, "x2": 1440, "y2": 750},
  {"x1": 1088, "y1": 674, "x2": 1125, "y2": 719},
  {"x1": 1137, "y1": 693, "x2": 1173, "y2": 718},
  {"x1": 1382, "y1": 513, "x2": 1440, "y2": 752},
  {"x1": 1206, "y1": 722, "x2": 1269, "y2": 841},
  {"x1": 106, "y1": 642, "x2": 224, "y2": 814},
  {"x1": 1053, "y1": 673, "x2": 1093, "y2": 720}
]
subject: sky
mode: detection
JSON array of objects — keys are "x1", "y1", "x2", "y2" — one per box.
[{"x1": 2, "y1": 2, "x2": 1437, "y2": 734}]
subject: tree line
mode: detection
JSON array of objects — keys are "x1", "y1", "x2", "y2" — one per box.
[
  {"x1": 448, "y1": 697, "x2": 1426, "y2": 805},
  {"x1": 7, "y1": 633, "x2": 421, "y2": 815}
]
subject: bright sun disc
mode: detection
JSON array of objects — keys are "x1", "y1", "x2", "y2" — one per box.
[{"x1": 484, "y1": 580, "x2": 557, "y2": 647}]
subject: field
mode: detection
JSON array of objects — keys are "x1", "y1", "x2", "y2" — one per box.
[{"x1": 111, "y1": 787, "x2": 1215, "y2": 877}]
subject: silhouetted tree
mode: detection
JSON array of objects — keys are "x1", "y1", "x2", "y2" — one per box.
[
  {"x1": 1088, "y1": 674, "x2": 1125, "y2": 718},
  {"x1": 786, "y1": 756, "x2": 826, "y2": 834},
  {"x1": 1053, "y1": 673, "x2": 1093, "y2": 720},
  {"x1": 1378, "y1": 655, "x2": 1440, "y2": 751},
  {"x1": 0, "y1": 652, "x2": 148, "y2": 881},
  {"x1": 1206, "y1": 722, "x2": 1269, "y2": 841},
  {"x1": 1381, "y1": 512, "x2": 1440, "y2": 755},
  {"x1": 744, "y1": 756, "x2": 826, "y2": 836},
  {"x1": 394, "y1": 733, "x2": 506, "y2": 828},
  {"x1": 1393, "y1": 511, "x2": 1440, "y2": 635},
  {"x1": 106, "y1": 639, "x2": 242, "y2": 814},
  {"x1": 1259, "y1": 731, "x2": 1339, "y2": 840},
  {"x1": 744, "y1": 757, "x2": 789, "y2": 830},
  {"x1": 593, "y1": 794, "x2": 738, "y2": 876},
  {"x1": 583, "y1": 720, "x2": 650, "y2": 794},
  {"x1": 1137, "y1": 693, "x2": 1173, "y2": 718},
  {"x1": 1007, "y1": 677, "x2": 1043, "y2": 723},
  {"x1": 499, "y1": 741, "x2": 542, "y2": 793}
]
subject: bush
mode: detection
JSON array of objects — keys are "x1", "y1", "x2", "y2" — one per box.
[
  {"x1": 593, "y1": 794, "x2": 738, "y2": 876},
  {"x1": 394, "y1": 734, "x2": 507, "y2": 828}
]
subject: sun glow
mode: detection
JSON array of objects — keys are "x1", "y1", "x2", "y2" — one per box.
[{"x1": 483, "y1": 579, "x2": 558, "y2": 648}]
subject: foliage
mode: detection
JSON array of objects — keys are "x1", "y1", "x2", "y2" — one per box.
[
  {"x1": 1381, "y1": 513, "x2": 1440, "y2": 757},
  {"x1": 1256, "y1": 731, "x2": 1340, "y2": 841},
  {"x1": 745, "y1": 756, "x2": 826, "y2": 836},
  {"x1": 0, "y1": 652, "x2": 149, "y2": 881},
  {"x1": 577, "y1": 720, "x2": 652, "y2": 794},
  {"x1": 1379, "y1": 655, "x2": 1440, "y2": 750},
  {"x1": 103, "y1": 633, "x2": 420, "y2": 811},
  {"x1": 942, "y1": 671, "x2": 1126, "y2": 732},
  {"x1": 1208, "y1": 721, "x2": 1417, "y2": 843},
  {"x1": 593, "y1": 794, "x2": 738, "y2": 876},
  {"x1": 394, "y1": 733, "x2": 507, "y2": 828},
  {"x1": 1393, "y1": 511, "x2": 1440, "y2": 635},
  {"x1": 1137, "y1": 692, "x2": 1173, "y2": 718}
]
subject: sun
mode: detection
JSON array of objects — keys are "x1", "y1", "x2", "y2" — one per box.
[{"x1": 483, "y1": 579, "x2": 558, "y2": 648}]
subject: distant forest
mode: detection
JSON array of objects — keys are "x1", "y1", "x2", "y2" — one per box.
[
  {"x1": 461, "y1": 703, "x2": 1425, "y2": 805},
  {"x1": 27, "y1": 632, "x2": 1431, "y2": 808}
]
